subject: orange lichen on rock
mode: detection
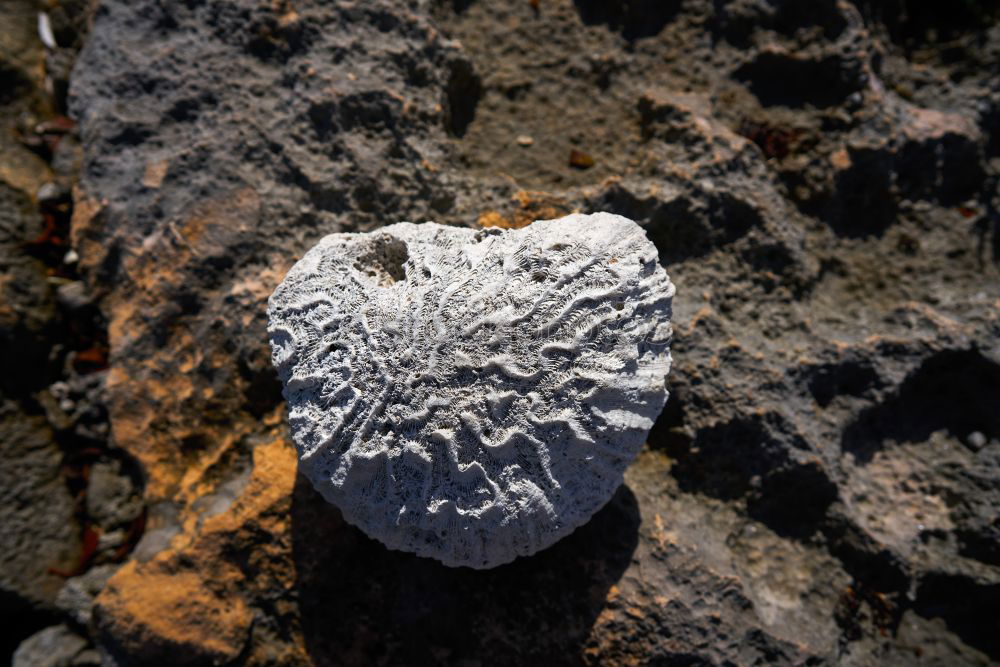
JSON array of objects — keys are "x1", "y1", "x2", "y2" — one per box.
[
  {"x1": 74, "y1": 184, "x2": 307, "y2": 661},
  {"x1": 477, "y1": 190, "x2": 572, "y2": 229},
  {"x1": 82, "y1": 188, "x2": 283, "y2": 500},
  {"x1": 95, "y1": 432, "x2": 306, "y2": 664},
  {"x1": 476, "y1": 210, "x2": 508, "y2": 228},
  {"x1": 96, "y1": 567, "x2": 252, "y2": 664}
]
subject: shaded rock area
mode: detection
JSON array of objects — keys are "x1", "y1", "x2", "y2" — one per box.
[
  {"x1": 1, "y1": 0, "x2": 997, "y2": 664},
  {"x1": 0, "y1": 0, "x2": 142, "y2": 661}
]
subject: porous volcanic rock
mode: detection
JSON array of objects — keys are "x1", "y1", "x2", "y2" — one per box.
[
  {"x1": 11, "y1": 624, "x2": 95, "y2": 667},
  {"x1": 269, "y1": 214, "x2": 674, "y2": 567},
  {"x1": 0, "y1": 1, "x2": 88, "y2": 660},
  {"x1": 0, "y1": 405, "x2": 82, "y2": 653},
  {"x1": 62, "y1": 0, "x2": 1000, "y2": 664}
]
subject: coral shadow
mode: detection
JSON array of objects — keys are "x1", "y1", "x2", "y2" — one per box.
[{"x1": 291, "y1": 476, "x2": 639, "y2": 666}]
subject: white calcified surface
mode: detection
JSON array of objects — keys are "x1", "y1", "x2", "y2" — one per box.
[{"x1": 268, "y1": 213, "x2": 675, "y2": 568}]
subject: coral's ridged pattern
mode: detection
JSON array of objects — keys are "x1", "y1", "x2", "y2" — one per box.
[{"x1": 268, "y1": 214, "x2": 674, "y2": 567}]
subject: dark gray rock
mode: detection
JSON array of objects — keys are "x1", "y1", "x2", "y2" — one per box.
[
  {"x1": 12, "y1": 624, "x2": 95, "y2": 667},
  {"x1": 0, "y1": 180, "x2": 61, "y2": 399},
  {"x1": 0, "y1": 403, "x2": 81, "y2": 648},
  {"x1": 55, "y1": 281, "x2": 92, "y2": 312},
  {"x1": 85, "y1": 460, "x2": 142, "y2": 532},
  {"x1": 55, "y1": 565, "x2": 118, "y2": 628},
  {"x1": 65, "y1": 0, "x2": 1000, "y2": 664}
]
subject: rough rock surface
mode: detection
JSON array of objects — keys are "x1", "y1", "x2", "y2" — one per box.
[
  {"x1": 0, "y1": 405, "x2": 81, "y2": 650},
  {"x1": 269, "y1": 214, "x2": 674, "y2": 567},
  {"x1": 0, "y1": 0, "x2": 993, "y2": 663},
  {"x1": 12, "y1": 624, "x2": 97, "y2": 667},
  {"x1": 0, "y1": 2, "x2": 137, "y2": 661},
  {"x1": 0, "y1": 1, "x2": 86, "y2": 659},
  {"x1": 55, "y1": 564, "x2": 118, "y2": 628}
]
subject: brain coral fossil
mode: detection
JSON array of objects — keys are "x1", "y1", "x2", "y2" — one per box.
[{"x1": 268, "y1": 213, "x2": 675, "y2": 568}]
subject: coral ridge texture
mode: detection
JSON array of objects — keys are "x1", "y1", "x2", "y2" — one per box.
[{"x1": 267, "y1": 213, "x2": 674, "y2": 568}]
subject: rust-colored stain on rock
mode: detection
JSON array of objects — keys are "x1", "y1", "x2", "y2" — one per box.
[
  {"x1": 478, "y1": 190, "x2": 572, "y2": 229},
  {"x1": 96, "y1": 568, "x2": 253, "y2": 663},
  {"x1": 95, "y1": 433, "x2": 303, "y2": 664}
]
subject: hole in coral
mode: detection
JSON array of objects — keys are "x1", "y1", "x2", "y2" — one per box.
[{"x1": 352, "y1": 234, "x2": 409, "y2": 287}]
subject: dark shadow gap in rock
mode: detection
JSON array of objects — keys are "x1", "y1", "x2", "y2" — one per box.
[
  {"x1": 913, "y1": 573, "x2": 1000, "y2": 660},
  {"x1": 443, "y1": 59, "x2": 482, "y2": 138},
  {"x1": 572, "y1": 0, "x2": 682, "y2": 41},
  {"x1": 734, "y1": 52, "x2": 862, "y2": 109},
  {"x1": 841, "y1": 349, "x2": 1000, "y2": 463}
]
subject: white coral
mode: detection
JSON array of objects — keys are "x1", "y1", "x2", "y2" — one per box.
[{"x1": 268, "y1": 213, "x2": 675, "y2": 568}]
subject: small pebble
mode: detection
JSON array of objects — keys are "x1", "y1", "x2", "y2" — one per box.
[
  {"x1": 516, "y1": 134, "x2": 534, "y2": 147},
  {"x1": 57, "y1": 280, "x2": 91, "y2": 311},
  {"x1": 63, "y1": 249, "x2": 79, "y2": 264},
  {"x1": 37, "y1": 12, "x2": 57, "y2": 50},
  {"x1": 37, "y1": 181, "x2": 64, "y2": 204},
  {"x1": 568, "y1": 148, "x2": 595, "y2": 169},
  {"x1": 966, "y1": 431, "x2": 987, "y2": 451},
  {"x1": 98, "y1": 530, "x2": 126, "y2": 550}
]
